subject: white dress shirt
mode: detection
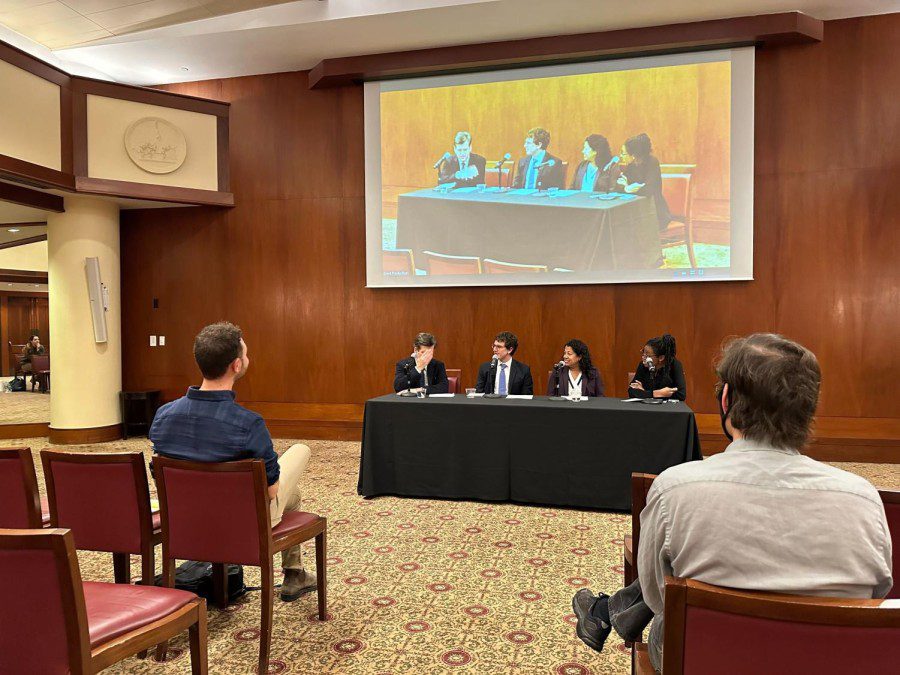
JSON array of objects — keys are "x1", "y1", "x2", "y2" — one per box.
[{"x1": 567, "y1": 369, "x2": 584, "y2": 396}]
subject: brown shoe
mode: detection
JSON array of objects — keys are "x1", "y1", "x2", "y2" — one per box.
[{"x1": 280, "y1": 569, "x2": 316, "y2": 602}]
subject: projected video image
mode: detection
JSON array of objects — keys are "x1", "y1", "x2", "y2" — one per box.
[{"x1": 367, "y1": 50, "x2": 752, "y2": 287}]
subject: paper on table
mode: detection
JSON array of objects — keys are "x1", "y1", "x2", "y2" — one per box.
[
  {"x1": 621, "y1": 398, "x2": 644, "y2": 402},
  {"x1": 466, "y1": 393, "x2": 485, "y2": 398},
  {"x1": 506, "y1": 395, "x2": 534, "y2": 400},
  {"x1": 428, "y1": 393, "x2": 456, "y2": 397}
]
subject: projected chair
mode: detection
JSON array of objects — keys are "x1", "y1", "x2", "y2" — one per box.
[
  {"x1": 632, "y1": 577, "x2": 900, "y2": 675},
  {"x1": 485, "y1": 165, "x2": 513, "y2": 188},
  {"x1": 446, "y1": 369, "x2": 461, "y2": 394},
  {"x1": 382, "y1": 248, "x2": 415, "y2": 276},
  {"x1": 422, "y1": 251, "x2": 482, "y2": 275},
  {"x1": 660, "y1": 173, "x2": 697, "y2": 268},
  {"x1": 482, "y1": 259, "x2": 548, "y2": 273},
  {"x1": 660, "y1": 164, "x2": 696, "y2": 176}
]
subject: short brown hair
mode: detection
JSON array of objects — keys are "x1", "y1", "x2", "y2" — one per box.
[
  {"x1": 527, "y1": 127, "x2": 551, "y2": 149},
  {"x1": 495, "y1": 331, "x2": 518, "y2": 355},
  {"x1": 193, "y1": 322, "x2": 243, "y2": 379},
  {"x1": 715, "y1": 333, "x2": 820, "y2": 450},
  {"x1": 413, "y1": 332, "x2": 436, "y2": 349}
]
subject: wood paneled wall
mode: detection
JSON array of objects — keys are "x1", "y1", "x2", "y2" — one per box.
[{"x1": 121, "y1": 15, "x2": 900, "y2": 445}]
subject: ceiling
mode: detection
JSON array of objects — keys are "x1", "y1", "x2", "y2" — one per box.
[
  {"x1": 2, "y1": 281, "x2": 48, "y2": 291},
  {"x1": 0, "y1": 222, "x2": 46, "y2": 245},
  {"x1": 0, "y1": 199, "x2": 49, "y2": 224},
  {"x1": 0, "y1": 0, "x2": 897, "y2": 86}
]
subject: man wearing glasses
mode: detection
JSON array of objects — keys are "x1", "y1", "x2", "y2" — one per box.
[{"x1": 475, "y1": 331, "x2": 534, "y2": 395}]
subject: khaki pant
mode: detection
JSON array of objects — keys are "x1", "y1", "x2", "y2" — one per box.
[{"x1": 269, "y1": 443, "x2": 311, "y2": 571}]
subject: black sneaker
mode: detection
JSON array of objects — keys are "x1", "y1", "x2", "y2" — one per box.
[{"x1": 572, "y1": 589, "x2": 612, "y2": 652}]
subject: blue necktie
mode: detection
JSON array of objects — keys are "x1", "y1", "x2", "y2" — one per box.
[
  {"x1": 525, "y1": 159, "x2": 537, "y2": 189},
  {"x1": 499, "y1": 363, "x2": 508, "y2": 395}
]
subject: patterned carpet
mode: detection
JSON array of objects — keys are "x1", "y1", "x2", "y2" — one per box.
[
  {"x1": 6, "y1": 435, "x2": 899, "y2": 675},
  {"x1": 0, "y1": 389, "x2": 50, "y2": 423}
]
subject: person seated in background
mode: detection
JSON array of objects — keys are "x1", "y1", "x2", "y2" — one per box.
[
  {"x1": 476, "y1": 331, "x2": 533, "y2": 395},
  {"x1": 393, "y1": 331, "x2": 449, "y2": 394},
  {"x1": 569, "y1": 134, "x2": 620, "y2": 193},
  {"x1": 616, "y1": 132, "x2": 672, "y2": 231},
  {"x1": 572, "y1": 333, "x2": 893, "y2": 673},
  {"x1": 149, "y1": 322, "x2": 316, "y2": 602},
  {"x1": 512, "y1": 127, "x2": 565, "y2": 191},
  {"x1": 436, "y1": 131, "x2": 487, "y2": 188},
  {"x1": 628, "y1": 334, "x2": 686, "y2": 401},
  {"x1": 546, "y1": 339, "x2": 604, "y2": 397},
  {"x1": 20, "y1": 334, "x2": 45, "y2": 386}
]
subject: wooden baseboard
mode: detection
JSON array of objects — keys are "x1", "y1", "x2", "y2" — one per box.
[
  {"x1": 48, "y1": 424, "x2": 123, "y2": 445},
  {"x1": 0, "y1": 422, "x2": 49, "y2": 439}
]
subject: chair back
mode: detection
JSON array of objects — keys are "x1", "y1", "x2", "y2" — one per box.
[
  {"x1": 880, "y1": 489, "x2": 900, "y2": 599},
  {"x1": 41, "y1": 451, "x2": 153, "y2": 555},
  {"x1": 482, "y1": 258, "x2": 548, "y2": 273},
  {"x1": 382, "y1": 248, "x2": 415, "y2": 276},
  {"x1": 8, "y1": 341, "x2": 26, "y2": 375},
  {"x1": 445, "y1": 369, "x2": 461, "y2": 394},
  {"x1": 663, "y1": 577, "x2": 900, "y2": 675},
  {"x1": 422, "y1": 251, "x2": 482, "y2": 275},
  {"x1": 0, "y1": 447, "x2": 43, "y2": 528},
  {"x1": 661, "y1": 173, "x2": 693, "y2": 221},
  {"x1": 154, "y1": 456, "x2": 271, "y2": 566},
  {"x1": 630, "y1": 473, "x2": 657, "y2": 579},
  {"x1": 0, "y1": 529, "x2": 91, "y2": 674},
  {"x1": 30, "y1": 354, "x2": 50, "y2": 372},
  {"x1": 660, "y1": 163, "x2": 697, "y2": 175},
  {"x1": 485, "y1": 165, "x2": 512, "y2": 188}
]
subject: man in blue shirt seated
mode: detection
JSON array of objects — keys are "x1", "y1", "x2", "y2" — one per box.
[{"x1": 150, "y1": 322, "x2": 315, "y2": 601}]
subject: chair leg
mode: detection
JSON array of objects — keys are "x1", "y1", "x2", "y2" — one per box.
[
  {"x1": 259, "y1": 563, "x2": 274, "y2": 675},
  {"x1": 156, "y1": 556, "x2": 176, "y2": 662},
  {"x1": 138, "y1": 548, "x2": 156, "y2": 658},
  {"x1": 315, "y1": 530, "x2": 327, "y2": 620},
  {"x1": 189, "y1": 603, "x2": 208, "y2": 675},
  {"x1": 685, "y1": 218, "x2": 697, "y2": 268},
  {"x1": 212, "y1": 562, "x2": 229, "y2": 610},
  {"x1": 112, "y1": 552, "x2": 130, "y2": 584}
]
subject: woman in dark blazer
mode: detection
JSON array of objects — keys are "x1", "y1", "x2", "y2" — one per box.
[
  {"x1": 628, "y1": 333, "x2": 686, "y2": 401},
  {"x1": 617, "y1": 132, "x2": 672, "y2": 230},
  {"x1": 547, "y1": 339, "x2": 604, "y2": 397},
  {"x1": 569, "y1": 134, "x2": 620, "y2": 193}
]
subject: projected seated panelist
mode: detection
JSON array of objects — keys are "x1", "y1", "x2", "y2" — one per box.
[
  {"x1": 475, "y1": 331, "x2": 534, "y2": 395},
  {"x1": 570, "y1": 134, "x2": 621, "y2": 193},
  {"x1": 394, "y1": 332, "x2": 450, "y2": 394},
  {"x1": 512, "y1": 127, "x2": 565, "y2": 190},
  {"x1": 436, "y1": 131, "x2": 487, "y2": 188}
]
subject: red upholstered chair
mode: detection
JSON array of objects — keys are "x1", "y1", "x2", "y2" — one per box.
[
  {"x1": 880, "y1": 489, "x2": 900, "y2": 599},
  {"x1": 623, "y1": 472, "x2": 657, "y2": 587},
  {"x1": 0, "y1": 446, "x2": 49, "y2": 528},
  {"x1": 632, "y1": 577, "x2": 900, "y2": 675},
  {"x1": 485, "y1": 165, "x2": 513, "y2": 188},
  {"x1": 482, "y1": 259, "x2": 548, "y2": 273},
  {"x1": 446, "y1": 368, "x2": 461, "y2": 394},
  {"x1": 382, "y1": 248, "x2": 415, "y2": 276},
  {"x1": 422, "y1": 250, "x2": 482, "y2": 275},
  {"x1": 660, "y1": 173, "x2": 697, "y2": 268},
  {"x1": 41, "y1": 451, "x2": 161, "y2": 587},
  {"x1": 0, "y1": 528, "x2": 206, "y2": 675},
  {"x1": 154, "y1": 456, "x2": 327, "y2": 673},
  {"x1": 30, "y1": 353, "x2": 50, "y2": 392}
]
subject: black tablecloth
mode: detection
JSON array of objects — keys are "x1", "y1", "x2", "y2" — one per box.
[
  {"x1": 358, "y1": 394, "x2": 701, "y2": 511},
  {"x1": 395, "y1": 188, "x2": 661, "y2": 271}
]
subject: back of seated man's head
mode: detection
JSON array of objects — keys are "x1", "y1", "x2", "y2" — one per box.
[
  {"x1": 193, "y1": 322, "x2": 246, "y2": 381},
  {"x1": 715, "y1": 333, "x2": 821, "y2": 451}
]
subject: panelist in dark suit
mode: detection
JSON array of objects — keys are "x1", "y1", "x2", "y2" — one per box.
[
  {"x1": 436, "y1": 131, "x2": 487, "y2": 188},
  {"x1": 393, "y1": 332, "x2": 449, "y2": 394},
  {"x1": 512, "y1": 127, "x2": 565, "y2": 190},
  {"x1": 569, "y1": 134, "x2": 620, "y2": 193},
  {"x1": 475, "y1": 331, "x2": 534, "y2": 395},
  {"x1": 546, "y1": 339, "x2": 605, "y2": 397},
  {"x1": 628, "y1": 333, "x2": 686, "y2": 401}
]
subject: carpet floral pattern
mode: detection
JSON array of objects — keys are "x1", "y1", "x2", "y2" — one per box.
[{"x1": 7, "y1": 435, "x2": 899, "y2": 674}]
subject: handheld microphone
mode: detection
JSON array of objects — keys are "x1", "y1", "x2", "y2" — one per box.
[
  {"x1": 602, "y1": 155, "x2": 620, "y2": 172},
  {"x1": 433, "y1": 152, "x2": 452, "y2": 169}
]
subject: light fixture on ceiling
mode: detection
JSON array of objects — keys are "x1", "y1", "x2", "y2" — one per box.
[
  {"x1": 7, "y1": 228, "x2": 20, "y2": 233},
  {"x1": 180, "y1": 66, "x2": 189, "y2": 71}
]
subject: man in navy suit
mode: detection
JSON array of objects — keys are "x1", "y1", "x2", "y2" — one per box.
[
  {"x1": 475, "y1": 331, "x2": 534, "y2": 395},
  {"x1": 394, "y1": 332, "x2": 450, "y2": 394},
  {"x1": 436, "y1": 131, "x2": 487, "y2": 188},
  {"x1": 512, "y1": 127, "x2": 565, "y2": 190}
]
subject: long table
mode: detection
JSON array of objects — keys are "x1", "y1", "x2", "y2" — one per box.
[
  {"x1": 357, "y1": 394, "x2": 702, "y2": 511},
  {"x1": 395, "y1": 188, "x2": 662, "y2": 271}
]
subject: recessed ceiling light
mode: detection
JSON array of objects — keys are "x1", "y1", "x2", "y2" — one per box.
[
  {"x1": 34, "y1": 284, "x2": 40, "y2": 287},
  {"x1": 180, "y1": 66, "x2": 189, "y2": 71},
  {"x1": 8, "y1": 228, "x2": 20, "y2": 233}
]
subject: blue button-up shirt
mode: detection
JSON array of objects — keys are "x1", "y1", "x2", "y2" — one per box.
[
  {"x1": 150, "y1": 386, "x2": 279, "y2": 485},
  {"x1": 525, "y1": 149, "x2": 546, "y2": 189}
]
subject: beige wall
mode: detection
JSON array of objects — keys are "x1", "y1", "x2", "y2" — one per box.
[
  {"x1": 47, "y1": 197, "x2": 121, "y2": 430},
  {"x1": 0, "y1": 60, "x2": 61, "y2": 170},
  {"x1": 87, "y1": 95, "x2": 218, "y2": 190},
  {"x1": 0, "y1": 240, "x2": 48, "y2": 271}
]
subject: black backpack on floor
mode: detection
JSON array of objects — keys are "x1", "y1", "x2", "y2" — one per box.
[{"x1": 154, "y1": 561, "x2": 247, "y2": 602}]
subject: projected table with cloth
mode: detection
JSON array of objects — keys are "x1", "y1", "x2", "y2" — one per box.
[
  {"x1": 395, "y1": 189, "x2": 662, "y2": 271},
  {"x1": 358, "y1": 395, "x2": 701, "y2": 510}
]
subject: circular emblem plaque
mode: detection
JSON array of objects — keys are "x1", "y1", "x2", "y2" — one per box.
[{"x1": 124, "y1": 117, "x2": 187, "y2": 174}]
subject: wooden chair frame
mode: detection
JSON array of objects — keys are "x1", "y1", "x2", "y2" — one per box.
[
  {"x1": 41, "y1": 450, "x2": 161, "y2": 588},
  {"x1": 0, "y1": 528, "x2": 206, "y2": 674},
  {"x1": 422, "y1": 250, "x2": 483, "y2": 274},
  {"x1": 623, "y1": 472, "x2": 657, "y2": 587},
  {"x1": 0, "y1": 446, "x2": 45, "y2": 528},
  {"x1": 154, "y1": 456, "x2": 327, "y2": 673},
  {"x1": 482, "y1": 258, "x2": 549, "y2": 273}
]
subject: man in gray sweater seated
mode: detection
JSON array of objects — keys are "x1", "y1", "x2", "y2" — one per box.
[{"x1": 572, "y1": 333, "x2": 893, "y2": 672}]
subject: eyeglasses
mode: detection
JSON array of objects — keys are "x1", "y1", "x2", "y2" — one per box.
[{"x1": 492, "y1": 343, "x2": 506, "y2": 350}]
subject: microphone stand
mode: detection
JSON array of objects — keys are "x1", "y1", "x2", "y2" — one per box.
[
  {"x1": 495, "y1": 157, "x2": 508, "y2": 192},
  {"x1": 549, "y1": 362, "x2": 566, "y2": 401},
  {"x1": 483, "y1": 358, "x2": 505, "y2": 398},
  {"x1": 399, "y1": 362, "x2": 419, "y2": 397}
]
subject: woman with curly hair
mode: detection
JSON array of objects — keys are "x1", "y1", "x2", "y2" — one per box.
[{"x1": 546, "y1": 339, "x2": 604, "y2": 397}]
